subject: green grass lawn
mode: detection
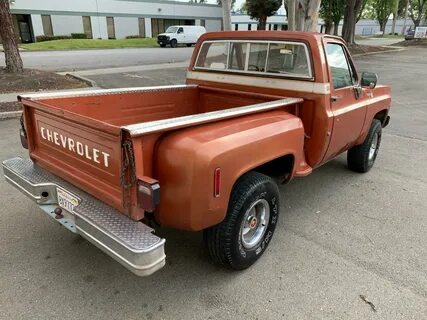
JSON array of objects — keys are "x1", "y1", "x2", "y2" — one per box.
[{"x1": 21, "y1": 38, "x2": 158, "y2": 51}]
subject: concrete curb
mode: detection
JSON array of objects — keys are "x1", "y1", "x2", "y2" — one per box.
[
  {"x1": 65, "y1": 73, "x2": 98, "y2": 88},
  {"x1": 0, "y1": 110, "x2": 22, "y2": 120},
  {"x1": 352, "y1": 47, "x2": 405, "y2": 57}
]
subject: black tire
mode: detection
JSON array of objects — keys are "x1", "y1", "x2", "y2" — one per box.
[
  {"x1": 186, "y1": 43, "x2": 192, "y2": 47},
  {"x1": 347, "y1": 119, "x2": 382, "y2": 173},
  {"x1": 170, "y1": 39, "x2": 178, "y2": 48},
  {"x1": 159, "y1": 44, "x2": 166, "y2": 48},
  {"x1": 204, "y1": 171, "x2": 280, "y2": 270}
]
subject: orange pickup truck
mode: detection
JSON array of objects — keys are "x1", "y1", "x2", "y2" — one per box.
[{"x1": 3, "y1": 31, "x2": 391, "y2": 276}]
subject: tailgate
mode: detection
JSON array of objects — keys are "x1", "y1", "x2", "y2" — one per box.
[{"x1": 21, "y1": 98, "x2": 126, "y2": 215}]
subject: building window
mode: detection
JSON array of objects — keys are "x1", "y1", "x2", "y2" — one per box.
[
  {"x1": 200, "y1": 19, "x2": 206, "y2": 27},
  {"x1": 268, "y1": 24, "x2": 272, "y2": 31},
  {"x1": 234, "y1": 24, "x2": 238, "y2": 31},
  {"x1": 106, "y1": 17, "x2": 115, "y2": 39},
  {"x1": 273, "y1": 24, "x2": 278, "y2": 31},
  {"x1": 248, "y1": 24, "x2": 252, "y2": 31},
  {"x1": 41, "y1": 15, "x2": 53, "y2": 36},
  {"x1": 82, "y1": 16, "x2": 92, "y2": 39}
]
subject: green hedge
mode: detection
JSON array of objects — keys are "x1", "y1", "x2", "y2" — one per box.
[
  {"x1": 71, "y1": 33, "x2": 88, "y2": 39},
  {"x1": 36, "y1": 35, "x2": 71, "y2": 42},
  {"x1": 126, "y1": 35, "x2": 144, "y2": 39}
]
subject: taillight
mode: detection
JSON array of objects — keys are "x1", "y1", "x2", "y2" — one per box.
[
  {"x1": 138, "y1": 179, "x2": 160, "y2": 212},
  {"x1": 214, "y1": 167, "x2": 221, "y2": 197}
]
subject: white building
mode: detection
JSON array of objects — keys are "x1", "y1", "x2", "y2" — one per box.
[
  {"x1": 231, "y1": 13, "x2": 414, "y2": 36},
  {"x1": 8, "y1": 0, "x2": 222, "y2": 43}
]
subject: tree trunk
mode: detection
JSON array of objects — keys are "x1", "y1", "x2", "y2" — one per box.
[
  {"x1": 333, "y1": 21, "x2": 339, "y2": 35},
  {"x1": 0, "y1": 0, "x2": 24, "y2": 73},
  {"x1": 303, "y1": 0, "x2": 321, "y2": 32},
  {"x1": 342, "y1": 0, "x2": 363, "y2": 44},
  {"x1": 295, "y1": 2, "x2": 305, "y2": 31},
  {"x1": 258, "y1": 16, "x2": 267, "y2": 30},
  {"x1": 401, "y1": 0, "x2": 410, "y2": 35},
  {"x1": 287, "y1": 0, "x2": 296, "y2": 31},
  {"x1": 221, "y1": 0, "x2": 232, "y2": 31}
]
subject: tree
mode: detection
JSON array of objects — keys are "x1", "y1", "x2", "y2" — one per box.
[
  {"x1": 320, "y1": 0, "x2": 344, "y2": 34},
  {"x1": 295, "y1": 0, "x2": 322, "y2": 31},
  {"x1": 0, "y1": 0, "x2": 23, "y2": 73},
  {"x1": 221, "y1": 0, "x2": 232, "y2": 30},
  {"x1": 246, "y1": 0, "x2": 282, "y2": 30},
  {"x1": 375, "y1": 0, "x2": 397, "y2": 34},
  {"x1": 342, "y1": 0, "x2": 364, "y2": 44},
  {"x1": 284, "y1": 0, "x2": 297, "y2": 30},
  {"x1": 409, "y1": 0, "x2": 427, "y2": 27},
  {"x1": 286, "y1": 0, "x2": 322, "y2": 32}
]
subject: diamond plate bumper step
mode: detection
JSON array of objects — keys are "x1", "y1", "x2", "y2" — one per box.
[{"x1": 2, "y1": 157, "x2": 166, "y2": 276}]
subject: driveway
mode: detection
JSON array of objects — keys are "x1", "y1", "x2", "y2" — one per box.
[
  {"x1": 0, "y1": 46, "x2": 194, "y2": 72},
  {"x1": 0, "y1": 48, "x2": 426, "y2": 320}
]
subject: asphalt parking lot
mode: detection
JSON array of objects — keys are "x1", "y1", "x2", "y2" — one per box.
[{"x1": 0, "y1": 48, "x2": 426, "y2": 320}]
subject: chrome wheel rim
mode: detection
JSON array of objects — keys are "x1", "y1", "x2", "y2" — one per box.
[
  {"x1": 240, "y1": 199, "x2": 270, "y2": 249},
  {"x1": 369, "y1": 133, "x2": 379, "y2": 161}
]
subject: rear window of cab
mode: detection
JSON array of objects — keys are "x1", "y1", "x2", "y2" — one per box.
[{"x1": 194, "y1": 40, "x2": 313, "y2": 79}]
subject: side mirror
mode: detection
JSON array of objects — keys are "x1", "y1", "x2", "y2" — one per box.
[{"x1": 361, "y1": 72, "x2": 378, "y2": 89}]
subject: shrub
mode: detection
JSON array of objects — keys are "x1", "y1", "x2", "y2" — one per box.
[
  {"x1": 36, "y1": 35, "x2": 71, "y2": 42},
  {"x1": 126, "y1": 35, "x2": 144, "y2": 39},
  {"x1": 71, "y1": 33, "x2": 88, "y2": 39}
]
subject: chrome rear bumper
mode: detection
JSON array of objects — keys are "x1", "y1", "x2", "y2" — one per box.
[{"x1": 2, "y1": 157, "x2": 165, "y2": 276}]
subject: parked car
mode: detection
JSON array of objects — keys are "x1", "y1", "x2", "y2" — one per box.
[
  {"x1": 4, "y1": 31, "x2": 391, "y2": 277},
  {"x1": 157, "y1": 25, "x2": 206, "y2": 48},
  {"x1": 405, "y1": 26, "x2": 415, "y2": 40}
]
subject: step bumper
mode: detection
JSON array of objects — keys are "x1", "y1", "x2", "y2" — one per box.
[{"x1": 2, "y1": 157, "x2": 166, "y2": 277}]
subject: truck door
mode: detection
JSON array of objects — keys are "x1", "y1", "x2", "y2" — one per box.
[
  {"x1": 323, "y1": 41, "x2": 367, "y2": 160},
  {"x1": 177, "y1": 27, "x2": 185, "y2": 43}
]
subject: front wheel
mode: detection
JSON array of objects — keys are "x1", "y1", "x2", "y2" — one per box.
[
  {"x1": 347, "y1": 119, "x2": 382, "y2": 173},
  {"x1": 170, "y1": 39, "x2": 178, "y2": 48},
  {"x1": 204, "y1": 172, "x2": 280, "y2": 270}
]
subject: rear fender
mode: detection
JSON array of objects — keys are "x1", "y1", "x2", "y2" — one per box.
[{"x1": 155, "y1": 111, "x2": 308, "y2": 231}]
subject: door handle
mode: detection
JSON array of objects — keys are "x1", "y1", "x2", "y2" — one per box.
[{"x1": 331, "y1": 95, "x2": 342, "y2": 102}]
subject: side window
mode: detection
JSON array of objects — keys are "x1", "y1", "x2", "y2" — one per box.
[
  {"x1": 178, "y1": 27, "x2": 184, "y2": 34},
  {"x1": 326, "y1": 43, "x2": 354, "y2": 89},
  {"x1": 247, "y1": 43, "x2": 268, "y2": 72}
]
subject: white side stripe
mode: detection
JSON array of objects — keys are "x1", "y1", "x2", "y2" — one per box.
[{"x1": 187, "y1": 71, "x2": 330, "y2": 95}]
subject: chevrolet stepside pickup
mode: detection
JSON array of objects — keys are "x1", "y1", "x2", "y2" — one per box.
[{"x1": 3, "y1": 32, "x2": 391, "y2": 276}]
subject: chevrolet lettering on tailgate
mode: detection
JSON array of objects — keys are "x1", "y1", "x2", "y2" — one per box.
[{"x1": 40, "y1": 126, "x2": 111, "y2": 168}]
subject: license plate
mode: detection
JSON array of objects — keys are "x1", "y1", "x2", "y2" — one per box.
[{"x1": 57, "y1": 188, "x2": 80, "y2": 213}]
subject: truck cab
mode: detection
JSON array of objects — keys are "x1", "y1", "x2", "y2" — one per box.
[{"x1": 3, "y1": 31, "x2": 391, "y2": 276}]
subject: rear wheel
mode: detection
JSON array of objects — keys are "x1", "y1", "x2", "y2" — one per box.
[
  {"x1": 204, "y1": 172, "x2": 280, "y2": 270},
  {"x1": 170, "y1": 39, "x2": 178, "y2": 48},
  {"x1": 347, "y1": 119, "x2": 382, "y2": 173}
]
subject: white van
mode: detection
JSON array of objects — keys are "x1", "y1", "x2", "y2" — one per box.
[{"x1": 157, "y1": 26, "x2": 206, "y2": 48}]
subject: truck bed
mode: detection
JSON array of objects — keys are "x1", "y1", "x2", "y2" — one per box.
[{"x1": 19, "y1": 85, "x2": 302, "y2": 220}]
